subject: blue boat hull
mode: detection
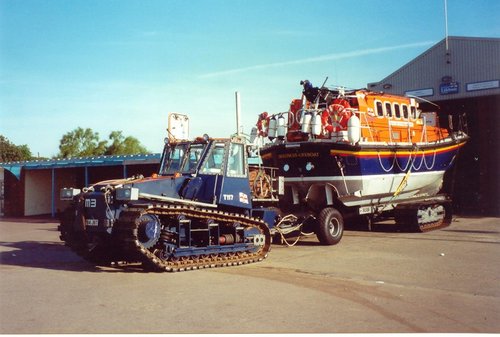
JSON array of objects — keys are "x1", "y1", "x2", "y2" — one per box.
[{"x1": 260, "y1": 139, "x2": 467, "y2": 208}]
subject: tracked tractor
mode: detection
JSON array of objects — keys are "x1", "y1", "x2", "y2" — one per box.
[
  {"x1": 59, "y1": 135, "x2": 278, "y2": 271},
  {"x1": 58, "y1": 113, "x2": 345, "y2": 272}
]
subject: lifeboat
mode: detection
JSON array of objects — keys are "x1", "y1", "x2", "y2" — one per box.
[{"x1": 254, "y1": 80, "x2": 469, "y2": 232}]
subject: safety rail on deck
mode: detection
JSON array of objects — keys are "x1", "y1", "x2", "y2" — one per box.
[{"x1": 248, "y1": 165, "x2": 281, "y2": 202}]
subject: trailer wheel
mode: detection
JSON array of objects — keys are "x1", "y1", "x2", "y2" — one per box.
[{"x1": 316, "y1": 207, "x2": 344, "y2": 245}]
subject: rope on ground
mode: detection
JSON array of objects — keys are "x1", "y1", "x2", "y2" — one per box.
[{"x1": 273, "y1": 215, "x2": 315, "y2": 247}]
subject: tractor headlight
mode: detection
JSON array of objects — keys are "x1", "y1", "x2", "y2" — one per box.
[
  {"x1": 60, "y1": 188, "x2": 81, "y2": 200},
  {"x1": 116, "y1": 187, "x2": 139, "y2": 201}
]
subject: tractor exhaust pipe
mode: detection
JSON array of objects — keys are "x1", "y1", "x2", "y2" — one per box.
[{"x1": 235, "y1": 91, "x2": 241, "y2": 136}]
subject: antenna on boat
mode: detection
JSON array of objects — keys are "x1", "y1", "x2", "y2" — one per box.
[
  {"x1": 313, "y1": 76, "x2": 329, "y2": 106},
  {"x1": 320, "y1": 76, "x2": 329, "y2": 88},
  {"x1": 444, "y1": 0, "x2": 452, "y2": 64}
]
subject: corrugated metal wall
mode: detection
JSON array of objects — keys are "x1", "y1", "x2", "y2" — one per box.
[{"x1": 369, "y1": 37, "x2": 500, "y2": 101}]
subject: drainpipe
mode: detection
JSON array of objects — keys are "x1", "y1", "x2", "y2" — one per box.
[{"x1": 51, "y1": 168, "x2": 55, "y2": 218}]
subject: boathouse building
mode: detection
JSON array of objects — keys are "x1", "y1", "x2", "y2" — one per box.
[{"x1": 368, "y1": 36, "x2": 500, "y2": 215}]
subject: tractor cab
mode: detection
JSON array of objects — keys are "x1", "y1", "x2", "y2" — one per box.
[{"x1": 158, "y1": 136, "x2": 253, "y2": 211}]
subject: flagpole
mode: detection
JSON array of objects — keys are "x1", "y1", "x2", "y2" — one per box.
[{"x1": 444, "y1": 0, "x2": 449, "y2": 52}]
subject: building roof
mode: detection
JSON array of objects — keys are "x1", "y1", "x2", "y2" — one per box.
[
  {"x1": 367, "y1": 36, "x2": 500, "y2": 101},
  {"x1": 0, "y1": 153, "x2": 161, "y2": 179}
]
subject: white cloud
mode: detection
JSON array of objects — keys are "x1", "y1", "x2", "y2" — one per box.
[{"x1": 199, "y1": 41, "x2": 435, "y2": 79}]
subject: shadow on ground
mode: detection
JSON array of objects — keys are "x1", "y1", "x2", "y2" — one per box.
[
  {"x1": 0, "y1": 216, "x2": 58, "y2": 224},
  {"x1": 0, "y1": 240, "x2": 146, "y2": 273}
]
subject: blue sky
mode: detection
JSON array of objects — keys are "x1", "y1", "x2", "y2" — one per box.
[{"x1": 1, "y1": 0, "x2": 499, "y2": 158}]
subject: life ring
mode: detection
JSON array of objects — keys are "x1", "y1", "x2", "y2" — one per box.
[
  {"x1": 330, "y1": 98, "x2": 350, "y2": 113},
  {"x1": 321, "y1": 109, "x2": 333, "y2": 133},
  {"x1": 289, "y1": 99, "x2": 302, "y2": 129},
  {"x1": 287, "y1": 99, "x2": 309, "y2": 142},
  {"x1": 338, "y1": 109, "x2": 352, "y2": 129},
  {"x1": 256, "y1": 112, "x2": 269, "y2": 137},
  {"x1": 327, "y1": 99, "x2": 352, "y2": 131}
]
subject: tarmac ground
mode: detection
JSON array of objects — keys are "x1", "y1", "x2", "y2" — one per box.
[{"x1": 0, "y1": 215, "x2": 499, "y2": 333}]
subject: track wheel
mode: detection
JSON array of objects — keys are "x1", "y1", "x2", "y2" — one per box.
[
  {"x1": 137, "y1": 214, "x2": 162, "y2": 249},
  {"x1": 316, "y1": 207, "x2": 344, "y2": 245}
]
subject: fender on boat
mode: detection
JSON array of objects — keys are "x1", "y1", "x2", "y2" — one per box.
[
  {"x1": 301, "y1": 110, "x2": 312, "y2": 134},
  {"x1": 311, "y1": 111, "x2": 322, "y2": 136},
  {"x1": 268, "y1": 116, "x2": 277, "y2": 140},
  {"x1": 347, "y1": 114, "x2": 361, "y2": 144},
  {"x1": 277, "y1": 114, "x2": 287, "y2": 139}
]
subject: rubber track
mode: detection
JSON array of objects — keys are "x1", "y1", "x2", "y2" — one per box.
[
  {"x1": 394, "y1": 201, "x2": 452, "y2": 232},
  {"x1": 113, "y1": 204, "x2": 271, "y2": 272}
]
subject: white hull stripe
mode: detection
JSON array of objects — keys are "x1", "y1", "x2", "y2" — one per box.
[{"x1": 284, "y1": 170, "x2": 445, "y2": 182}]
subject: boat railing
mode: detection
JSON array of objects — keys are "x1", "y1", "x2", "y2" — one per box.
[
  {"x1": 407, "y1": 122, "x2": 412, "y2": 143},
  {"x1": 420, "y1": 116, "x2": 429, "y2": 143},
  {"x1": 358, "y1": 111, "x2": 375, "y2": 142},
  {"x1": 457, "y1": 112, "x2": 469, "y2": 135},
  {"x1": 388, "y1": 118, "x2": 394, "y2": 144},
  {"x1": 260, "y1": 107, "x2": 463, "y2": 147}
]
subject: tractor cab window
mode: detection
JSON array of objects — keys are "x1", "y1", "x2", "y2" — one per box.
[
  {"x1": 159, "y1": 143, "x2": 188, "y2": 175},
  {"x1": 159, "y1": 142, "x2": 207, "y2": 175},
  {"x1": 160, "y1": 144, "x2": 188, "y2": 175},
  {"x1": 200, "y1": 142, "x2": 226, "y2": 174},
  {"x1": 180, "y1": 143, "x2": 206, "y2": 173},
  {"x1": 227, "y1": 143, "x2": 246, "y2": 177}
]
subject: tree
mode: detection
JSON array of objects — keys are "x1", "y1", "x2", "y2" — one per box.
[
  {"x1": 57, "y1": 128, "x2": 149, "y2": 158},
  {"x1": 105, "y1": 131, "x2": 148, "y2": 155},
  {"x1": 58, "y1": 127, "x2": 107, "y2": 158},
  {"x1": 0, "y1": 135, "x2": 33, "y2": 162}
]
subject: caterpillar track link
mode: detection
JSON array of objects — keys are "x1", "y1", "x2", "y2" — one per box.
[
  {"x1": 87, "y1": 204, "x2": 271, "y2": 272},
  {"x1": 394, "y1": 199, "x2": 452, "y2": 232}
]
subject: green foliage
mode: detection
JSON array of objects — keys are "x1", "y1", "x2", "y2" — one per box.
[
  {"x1": 0, "y1": 135, "x2": 33, "y2": 162},
  {"x1": 105, "y1": 131, "x2": 148, "y2": 155},
  {"x1": 58, "y1": 127, "x2": 107, "y2": 158},
  {"x1": 57, "y1": 128, "x2": 149, "y2": 158}
]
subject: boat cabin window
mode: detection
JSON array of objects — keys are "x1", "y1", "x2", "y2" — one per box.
[
  {"x1": 385, "y1": 102, "x2": 392, "y2": 117},
  {"x1": 394, "y1": 103, "x2": 401, "y2": 119},
  {"x1": 375, "y1": 101, "x2": 384, "y2": 117},
  {"x1": 402, "y1": 104, "x2": 409, "y2": 119},
  {"x1": 410, "y1": 106, "x2": 417, "y2": 119}
]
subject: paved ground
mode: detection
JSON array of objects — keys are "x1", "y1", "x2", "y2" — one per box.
[{"x1": 0, "y1": 215, "x2": 499, "y2": 333}]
